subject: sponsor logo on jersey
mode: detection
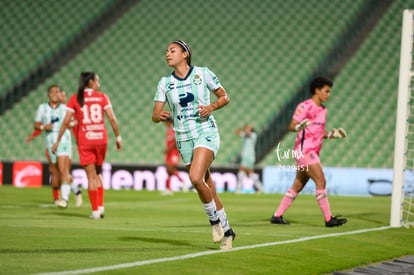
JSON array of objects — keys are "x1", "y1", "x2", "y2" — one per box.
[
  {"x1": 86, "y1": 131, "x2": 104, "y2": 140},
  {"x1": 168, "y1": 82, "x2": 192, "y2": 90},
  {"x1": 178, "y1": 92, "x2": 194, "y2": 107}
]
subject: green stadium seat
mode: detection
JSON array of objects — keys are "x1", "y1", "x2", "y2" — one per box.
[{"x1": 2, "y1": 0, "x2": 408, "y2": 169}]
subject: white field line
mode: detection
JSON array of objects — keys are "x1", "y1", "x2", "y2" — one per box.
[{"x1": 32, "y1": 226, "x2": 391, "y2": 275}]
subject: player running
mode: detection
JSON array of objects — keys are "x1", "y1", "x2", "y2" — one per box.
[
  {"x1": 152, "y1": 40, "x2": 236, "y2": 249},
  {"x1": 270, "y1": 76, "x2": 348, "y2": 227}
]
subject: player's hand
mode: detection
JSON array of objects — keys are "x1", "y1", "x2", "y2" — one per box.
[
  {"x1": 154, "y1": 111, "x2": 171, "y2": 122},
  {"x1": 116, "y1": 140, "x2": 122, "y2": 151},
  {"x1": 329, "y1": 128, "x2": 347, "y2": 139},
  {"x1": 295, "y1": 119, "x2": 311, "y2": 132},
  {"x1": 116, "y1": 136, "x2": 122, "y2": 151},
  {"x1": 69, "y1": 120, "x2": 77, "y2": 128},
  {"x1": 44, "y1": 123, "x2": 53, "y2": 131},
  {"x1": 197, "y1": 105, "x2": 212, "y2": 118},
  {"x1": 51, "y1": 142, "x2": 58, "y2": 154}
]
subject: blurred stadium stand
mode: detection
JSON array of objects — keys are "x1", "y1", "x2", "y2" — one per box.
[{"x1": 0, "y1": 0, "x2": 411, "y2": 168}]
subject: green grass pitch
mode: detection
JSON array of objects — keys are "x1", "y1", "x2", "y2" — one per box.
[{"x1": 0, "y1": 185, "x2": 413, "y2": 274}]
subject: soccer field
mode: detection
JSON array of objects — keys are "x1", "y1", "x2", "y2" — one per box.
[{"x1": 0, "y1": 186, "x2": 413, "y2": 275}]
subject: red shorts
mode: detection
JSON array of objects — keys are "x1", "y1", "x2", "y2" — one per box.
[
  {"x1": 166, "y1": 152, "x2": 180, "y2": 166},
  {"x1": 78, "y1": 144, "x2": 107, "y2": 166},
  {"x1": 295, "y1": 150, "x2": 320, "y2": 167}
]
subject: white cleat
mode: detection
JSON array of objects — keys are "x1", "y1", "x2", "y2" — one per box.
[
  {"x1": 220, "y1": 229, "x2": 236, "y2": 250},
  {"x1": 55, "y1": 199, "x2": 68, "y2": 209},
  {"x1": 210, "y1": 219, "x2": 224, "y2": 243},
  {"x1": 75, "y1": 193, "x2": 83, "y2": 208},
  {"x1": 98, "y1": 206, "x2": 105, "y2": 218},
  {"x1": 89, "y1": 210, "x2": 102, "y2": 219},
  {"x1": 160, "y1": 190, "x2": 174, "y2": 196}
]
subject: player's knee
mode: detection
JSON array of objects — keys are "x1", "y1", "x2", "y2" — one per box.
[
  {"x1": 315, "y1": 178, "x2": 327, "y2": 189},
  {"x1": 189, "y1": 173, "x2": 204, "y2": 188}
]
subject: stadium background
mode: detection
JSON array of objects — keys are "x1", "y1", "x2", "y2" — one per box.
[{"x1": 0, "y1": 0, "x2": 412, "y2": 185}]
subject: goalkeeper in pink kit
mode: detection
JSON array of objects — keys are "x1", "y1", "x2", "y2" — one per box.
[{"x1": 270, "y1": 76, "x2": 348, "y2": 227}]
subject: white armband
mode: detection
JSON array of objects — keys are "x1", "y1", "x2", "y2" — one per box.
[{"x1": 116, "y1": 136, "x2": 122, "y2": 142}]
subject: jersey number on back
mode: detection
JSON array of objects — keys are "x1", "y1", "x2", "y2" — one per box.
[{"x1": 82, "y1": 104, "x2": 103, "y2": 124}]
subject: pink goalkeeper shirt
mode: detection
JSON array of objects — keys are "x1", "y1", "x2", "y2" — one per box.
[{"x1": 292, "y1": 98, "x2": 327, "y2": 155}]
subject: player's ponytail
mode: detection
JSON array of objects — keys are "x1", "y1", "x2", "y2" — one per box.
[{"x1": 77, "y1": 72, "x2": 96, "y2": 107}]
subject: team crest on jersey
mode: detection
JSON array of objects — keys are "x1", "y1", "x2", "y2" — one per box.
[{"x1": 193, "y1": 75, "x2": 202, "y2": 85}]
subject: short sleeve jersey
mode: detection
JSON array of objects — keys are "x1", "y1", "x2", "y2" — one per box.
[
  {"x1": 154, "y1": 66, "x2": 221, "y2": 141},
  {"x1": 35, "y1": 102, "x2": 71, "y2": 147},
  {"x1": 66, "y1": 88, "x2": 111, "y2": 145},
  {"x1": 240, "y1": 132, "x2": 257, "y2": 162},
  {"x1": 292, "y1": 99, "x2": 327, "y2": 155}
]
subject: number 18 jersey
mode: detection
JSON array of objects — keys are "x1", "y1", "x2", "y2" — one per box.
[{"x1": 66, "y1": 88, "x2": 111, "y2": 145}]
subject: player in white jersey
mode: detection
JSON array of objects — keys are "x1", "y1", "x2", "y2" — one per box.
[
  {"x1": 235, "y1": 124, "x2": 263, "y2": 193},
  {"x1": 152, "y1": 40, "x2": 236, "y2": 249},
  {"x1": 34, "y1": 85, "x2": 73, "y2": 208}
]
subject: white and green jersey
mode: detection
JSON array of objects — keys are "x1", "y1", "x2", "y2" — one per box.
[
  {"x1": 35, "y1": 102, "x2": 71, "y2": 153},
  {"x1": 240, "y1": 132, "x2": 257, "y2": 162},
  {"x1": 154, "y1": 66, "x2": 221, "y2": 141}
]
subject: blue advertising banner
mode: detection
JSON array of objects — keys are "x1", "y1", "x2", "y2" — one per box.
[{"x1": 262, "y1": 166, "x2": 409, "y2": 196}]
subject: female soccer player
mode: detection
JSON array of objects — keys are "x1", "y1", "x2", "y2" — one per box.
[
  {"x1": 235, "y1": 124, "x2": 263, "y2": 194},
  {"x1": 152, "y1": 40, "x2": 236, "y2": 249},
  {"x1": 29, "y1": 88, "x2": 83, "y2": 207},
  {"x1": 52, "y1": 72, "x2": 122, "y2": 219},
  {"x1": 270, "y1": 76, "x2": 348, "y2": 227},
  {"x1": 34, "y1": 85, "x2": 73, "y2": 208}
]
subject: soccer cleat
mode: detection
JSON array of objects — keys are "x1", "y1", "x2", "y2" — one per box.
[
  {"x1": 325, "y1": 216, "x2": 347, "y2": 227},
  {"x1": 210, "y1": 219, "x2": 224, "y2": 243},
  {"x1": 98, "y1": 206, "x2": 105, "y2": 218},
  {"x1": 160, "y1": 189, "x2": 174, "y2": 196},
  {"x1": 270, "y1": 215, "x2": 289, "y2": 224},
  {"x1": 55, "y1": 199, "x2": 68, "y2": 209},
  {"x1": 220, "y1": 228, "x2": 236, "y2": 250},
  {"x1": 75, "y1": 192, "x2": 83, "y2": 208},
  {"x1": 89, "y1": 210, "x2": 102, "y2": 220}
]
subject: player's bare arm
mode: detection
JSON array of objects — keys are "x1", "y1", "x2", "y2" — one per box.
[
  {"x1": 152, "y1": 101, "x2": 170, "y2": 123},
  {"x1": 105, "y1": 107, "x2": 122, "y2": 151},
  {"x1": 51, "y1": 112, "x2": 72, "y2": 153},
  {"x1": 197, "y1": 87, "x2": 229, "y2": 117}
]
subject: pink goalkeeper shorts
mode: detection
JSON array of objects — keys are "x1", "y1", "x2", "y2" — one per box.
[{"x1": 295, "y1": 150, "x2": 320, "y2": 167}]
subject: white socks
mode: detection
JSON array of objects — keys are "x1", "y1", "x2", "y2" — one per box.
[
  {"x1": 216, "y1": 208, "x2": 230, "y2": 232},
  {"x1": 71, "y1": 183, "x2": 81, "y2": 195},
  {"x1": 237, "y1": 170, "x2": 247, "y2": 192},
  {"x1": 203, "y1": 200, "x2": 218, "y2": 222},
  {"x1": 60, "y1": 183, "x2": 71, "y2": 201},
  {"x1": 251, "y1": 174, "x2": 263, "y2": 192}
]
